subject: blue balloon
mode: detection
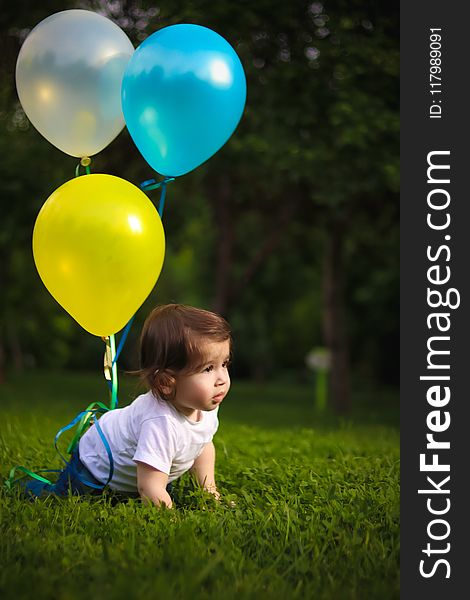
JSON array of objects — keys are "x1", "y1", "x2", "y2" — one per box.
[{"x1": 122, "y1": 24, "x2": 247, "y2": 177}]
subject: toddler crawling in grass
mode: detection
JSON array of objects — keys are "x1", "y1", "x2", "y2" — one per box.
[{"x1": 25, "y1": 304, "x2": 231, "y2": 508}]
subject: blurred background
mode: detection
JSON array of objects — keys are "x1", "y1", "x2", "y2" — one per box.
[{"x1": 0, "y1": 0, "x2": 399, "y2": 416}]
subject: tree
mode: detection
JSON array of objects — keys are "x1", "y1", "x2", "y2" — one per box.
[{"x1": 0, "y1": 0, "x2": 398, "y2": 416}]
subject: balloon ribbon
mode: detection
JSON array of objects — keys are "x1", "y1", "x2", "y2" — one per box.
[
  {"x1": 4, "y1": 173, "x2": 171, "y2": 492},
  {"x1": 75, "y1": 156, "x2": 92, "y2": 177},
  {"x1": 4, "y1": 319, "x2": 135, "y2": 490},
  {"x1": 140, "y1": 176, "x2": 175, "y2": 217}
]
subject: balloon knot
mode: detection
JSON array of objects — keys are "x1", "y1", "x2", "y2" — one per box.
[
  {"x1": 75, "y1": 157, "x2": 92, "y2": 177},
  {"x1": 140, "y1": 177, "x2": 175, "y2": 192}
]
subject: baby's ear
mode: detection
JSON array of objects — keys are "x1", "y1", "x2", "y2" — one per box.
[
  {"x1": 156, "y1": 370, "x2": 176, "y2": 400},
  {"x1": 161, "y1": 382, "x2": 173, "y2": 396}
]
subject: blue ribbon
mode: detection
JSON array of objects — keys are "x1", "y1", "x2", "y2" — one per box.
[
  {"x1": 54, "y1": 410, "x2": 93, "y2": 465},
  {"x1": 54, "y1": 408, "x2": 114, "y2": 489},
  {"x1": 93, "y1": 415, "x2": 114, "y2": 487},
  {"x1": 70, "y1": 414, "x2": 115, "y2": 490},
  {"x1": 140, "y1": 176, "x2": 175, "y2": 218},
  {"x1": 112, "y1": 316, "x2": 134, "y2": 368}
]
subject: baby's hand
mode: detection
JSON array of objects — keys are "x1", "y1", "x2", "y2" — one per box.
[
  {"x1": 219, "y1": 493, "x2": 237, "y2": 508},
  {"x1": 204, "y1": 486, "x2": 236, "y2": 508},
  {"x1": 204, "y1": 484, "x2": 220, "y2": 502}
]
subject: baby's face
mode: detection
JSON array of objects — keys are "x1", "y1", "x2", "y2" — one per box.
[{"x1": 170, "y1": 340, "x2": 231, "y2": 419}]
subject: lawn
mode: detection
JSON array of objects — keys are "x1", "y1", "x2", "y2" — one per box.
[{"x1": 0, "y1": 371, "x2": 399, "y2": 599}]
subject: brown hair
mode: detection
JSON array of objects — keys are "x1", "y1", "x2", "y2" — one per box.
[{"x1": 138, "y1": 304, "x2": 232, "y2": 401}]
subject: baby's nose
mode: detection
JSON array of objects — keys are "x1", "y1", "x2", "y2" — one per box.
[{"x1": 216, "y1": 370, "x2": 228, "y2": 384}]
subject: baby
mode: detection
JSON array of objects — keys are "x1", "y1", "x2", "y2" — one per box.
[{"x1": 25, "y1": 304, "x2": 231, "y2": 507}]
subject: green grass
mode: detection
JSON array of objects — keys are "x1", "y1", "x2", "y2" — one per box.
[{"x1": 0, "y1": 371, "x2": 399, "y2": 599}]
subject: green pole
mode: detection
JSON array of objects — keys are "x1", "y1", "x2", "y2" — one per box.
[{"x1": 315, "y1": 367, "x2": 328, "y2": 412}]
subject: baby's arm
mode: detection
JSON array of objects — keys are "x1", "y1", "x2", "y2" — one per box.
[
  {"x1": 136, "y1": 461, "x2": 173, "y2": 508},
  {"x1": 190, "y1": 442, "x2": 220, "y2": 500}
]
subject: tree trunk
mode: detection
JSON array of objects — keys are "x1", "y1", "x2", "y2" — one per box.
[
  {"x1": 230, "y1": 197, "x2": 296, "y2": 305},
  {"x1": 209, "y1": 180, "x2": 299, "y2": 315},
  {"x1": 322, "y1": 224, "x2": 351, "y2": 415},
  {"x1": 0, "y1": 331, "x2": 5, "y2": 384},
  {"x1": 7, "y1": 318, "x2": 24, "y2": 372},
  {"x1": 210, "y1": 174, "x2": 234, "y2": 316}
]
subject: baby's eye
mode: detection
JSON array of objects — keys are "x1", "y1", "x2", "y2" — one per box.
[
  {"x1": 203, "y1": 365, "x2": 214, "y2": 373},
  {"x1": 222, "y1": 361, "x2": 230, "y2": 369}
]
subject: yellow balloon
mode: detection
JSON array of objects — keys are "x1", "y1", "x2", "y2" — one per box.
[{"x1": 33, "y1": 174, "x2": 165, "y2": 336}]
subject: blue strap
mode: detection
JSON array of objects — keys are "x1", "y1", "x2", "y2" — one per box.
[
  {"x1": 54, "y1": 410, "x2": 92, "y2": 465},
  {"x1": 72, "y1": 472, "x2": 104, "y2": 490},
  {"x1": 140, "y1": 176, "x2": 175, "y2": 218},
  {"x1": 158, "y1": 179, "x2": 169, "y2": 217},
  {"x1": 62, "y1": 415, "x2": 115, "y2": 491},
  {"x1": 112, "y1": 315, "x2": 134, "y2": 368},
  {"x1": 77, "y1": 415, "x2": 114, "y2": 489},
  {"x1": 13, "y1": 378, "x2": 117, "y2": 492},
  {"x1": 104, "y1": 316, "x2": 134, "y2": 403}
]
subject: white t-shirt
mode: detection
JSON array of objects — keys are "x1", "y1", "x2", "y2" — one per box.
[{"x1": 78, "y1": 391, "x2": 219, "y2": 491}]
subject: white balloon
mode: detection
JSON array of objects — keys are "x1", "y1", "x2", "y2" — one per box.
[{"x1": 16, "y1": 9, "x2": 134, "y2": 157}]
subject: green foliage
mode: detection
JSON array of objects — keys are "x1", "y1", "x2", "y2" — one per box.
[
  {"x1": 0, "y1": 0, "x2": 399, "y2": 388},
  {"x1": 1, "y1": 371, "x2": 399, "y2": 599}
]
